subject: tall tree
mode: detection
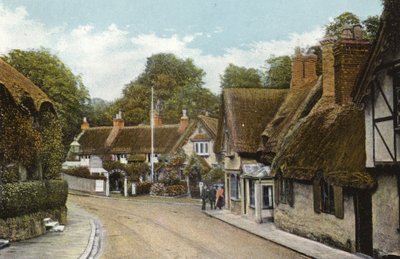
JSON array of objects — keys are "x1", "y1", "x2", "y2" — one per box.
[
  {"x1": 325, "y1": 12, "x2": 380, "y2": 40},
  {"x1": 114, "y1": 53, "x2": 219, "y2": 125},
  {"x1": 220, "y1": 64, "x2": 262, "y2": 89},
  {"x1": 264, "y1": 55, "x2": 291, "y2": 89},
  {"x1": 3, "y1": 48, "x2": 89, "y2": 149},
  {"x1": 84, "y1": 98, "x2": 114, "y2": 127}
]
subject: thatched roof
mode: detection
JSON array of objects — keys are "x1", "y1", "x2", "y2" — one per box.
[
  {"x1": 198, "y1": 115, "x2": 218, "y2": 138},
  {"x1": 78, "y1": 127, "x2": 113, "y2": 155},
  {"x1": 261, "y1": 78, "x2": 321, "y2": 158},
  {"x1": 0, "y1": 58, "x2": 54, "y2": 113},
  {"x1": 353, "y1": 0, "x2": 400, "y2": 103},
  {"x1": 272, "y1": 101, "x2": 375, "y2": 189},
  {"x1": 111, "y1": 125, "x2": 182, "y2": 154},
  {"x1": 215, "y1": 88, "x2": 288, "y2": 155}
]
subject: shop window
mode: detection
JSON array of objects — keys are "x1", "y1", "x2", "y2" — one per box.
[
  {"x1": 263, "y1": 185, "x2": 273, "y2": 209},
  {"x1": 230, "y1": 174, "x2": 240, "y2": 200}
]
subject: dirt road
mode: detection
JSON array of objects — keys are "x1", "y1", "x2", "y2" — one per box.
[{"x1": 69, "y1": 195, "x2": 307, "y2": 259}]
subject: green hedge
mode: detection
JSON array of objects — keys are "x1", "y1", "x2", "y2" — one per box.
[
  {"x1": 62, "y1": 167, "x2": 106, "y2": 180},
  {"x1": 0, "y1": 180, "x2": 68, "y2": 219}
]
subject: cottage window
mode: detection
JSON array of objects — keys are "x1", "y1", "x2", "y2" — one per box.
[
  {"x1": 263, "y1": 185, "x2": 273, "y2": 209},
  {"x1": 276, "y1": 173, "x2": 294, "y2": 207},
  {"x1": 249, "y1": 180, "x2": 255, "y2": 207},
  {"x1": 320, "y1": 179, "x2": 335, "y2": 214},
  {"x1": 230, "y1": 174, "x2": 240, "y2": 200},
  {"x1": 194, "y1": 142, "x2": 209, "y2": 156},
  {"x1": 280, "y1": 178, "x2": 289, "y2": 204}
]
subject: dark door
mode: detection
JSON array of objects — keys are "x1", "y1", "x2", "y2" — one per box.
[{"x1": 355, "y1": 190, "x2": 373, "y2": 256}]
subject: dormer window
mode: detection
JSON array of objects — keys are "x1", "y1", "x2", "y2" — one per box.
[{"x1": 194, "y1": 141, "x2": 209, "y2": 156}]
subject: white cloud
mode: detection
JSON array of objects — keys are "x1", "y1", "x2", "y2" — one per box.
[{"x1": 0, "y1": 4, "x2": 324, "y2": 101}]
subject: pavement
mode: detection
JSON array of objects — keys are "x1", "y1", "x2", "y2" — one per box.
[
  {"x1": 204, "y1": 209, "x2": 369, "y2": 259},
  {"x1": 0, "y1": 201, "x2": 102, "y2": 259}
]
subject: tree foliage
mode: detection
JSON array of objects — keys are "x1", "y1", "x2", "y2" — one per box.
[
  {"x1": 84, "y1": 98, "x2": 114, "y2": 127},
  {"x1": 2, "y1": 48, "x2": 89, "y2": 149},
  {"x1": 114, "y1": 53, "x2": 219, "y2": 125},
  {"x1": 220, "y1": 64, "x2": 262, "y2": 89},
  {"x1": 264, "y1": 55, "x2": 291, "y2": 89},
  {"x1": 325, "y1": 12, "x2": 380, "y2": 40}
]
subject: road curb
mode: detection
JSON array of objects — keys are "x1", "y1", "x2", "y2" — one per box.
[{"x1": 79, "y1": 219, "x2": 96, "y2": 259}]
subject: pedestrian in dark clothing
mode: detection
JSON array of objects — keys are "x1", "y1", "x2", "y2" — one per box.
[
  {"x1": 216, "y1": 186, "x2": 224, "y2": 209},
  {"x1": 209, "y1": 187, "x2": 216, "y2": 210},
  {"x1": 201, "y1": 186, "x2": 209, "y2": 210}
]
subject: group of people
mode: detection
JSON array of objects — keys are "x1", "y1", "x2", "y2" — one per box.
[{"x1": 201, "y1": 185, "x2": 224, "y2": 210}]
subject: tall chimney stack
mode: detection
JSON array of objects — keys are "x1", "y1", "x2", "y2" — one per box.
[
  {"x1": 113, "y1": 110, "x2": 125, "y2": 129},
  {"x1": 290, "y1": 47, "x2": 317, "y2": 89},
  {"x1": 81, "y1": 117, "x2": 90, "y2": 130},
  {"x1": 178, "y1": 109, "x2": 189, "y2": 133},
  {"x1": 320, "y1": 36, "x2": 336, "y2": 102},
  {"x1": 334, "y1": 25, "x2": 371, "y2": 105}
]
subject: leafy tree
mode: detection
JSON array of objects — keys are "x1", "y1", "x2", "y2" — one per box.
[
  {"x1": 84, "y1": 98, "x2": 113, "y2": 127},
  {"x1": 325, "y1": 12, "x2": 361, "y2": 37},
  {"x1": 362, "y1": 15, "x2": 380, "y2": 40},
  {"x1": 3, "y1": 48, "x2": 89, "y2": 149},
  {"x1": 114, "y1": 53, "x2": 219, "y2": 125},
  {"x1": 325, "y1": 12, "x2": 380, "y2": 40},
  {"x1": 264, "y1": 55, "x2": 291, "y2": 89},
  {"x1": 220, "y1": 64, "x2": 262, "y2": 88}
]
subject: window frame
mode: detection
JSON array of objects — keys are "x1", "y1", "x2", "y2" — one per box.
[
  {"x1": 262, "y1": 185, "x2": 274, "y2": 209},
  {"x1": 320, "y1": 178, "x2": 335, "y2": 215},
  {"x1": 230, "y1": 174, "x2": 240, "y2": 200},
  {"x1": 249, "y1": 179, "x2": 255, "y2": 207},
  {"x1": 194, "y1": 141, "x2": 210, "y2": 156}
]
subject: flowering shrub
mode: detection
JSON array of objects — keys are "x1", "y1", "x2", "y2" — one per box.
[
  {"x1": 150, "y1": 183, "x2": 166, "y2": 196},
  {"x1": 164, "y1": 185, "x2": 187, "y2": 196}
]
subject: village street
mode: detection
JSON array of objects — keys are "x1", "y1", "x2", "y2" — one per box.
[{"x1": 69, "y1": 194, "x2": 306, "y2": 259}]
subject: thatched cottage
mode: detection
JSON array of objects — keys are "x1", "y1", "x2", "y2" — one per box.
[
  {"x1": 0, "y1": 58, "x2": 67, "y2": 241},
  {"x1": 215, "y1": 88, "x2": 287, "y2": 217},
  {"x1": 67, "y1": 110, "x2": 219, "y2": 180},
  {"x1": 269, "y1": 27, "x2": 376, "y2": 255},
  {"x1": 352, "y1": 1, "x2": 400, "y2": 257}
]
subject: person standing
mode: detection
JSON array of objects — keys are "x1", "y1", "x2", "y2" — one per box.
[
  {"x1": 209, "y1": 186, "x2": 216, "y2": 210},
  {"x1": 216, "y1": 186, "x2": 224, "y2": 209},
  {"x1": 201, "y1": 186, "x2": 209, "y2": 210}
]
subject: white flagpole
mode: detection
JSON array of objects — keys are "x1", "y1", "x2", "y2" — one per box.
[{"x1": 150, "y1": 85, "x2": 154, "y2": 182}]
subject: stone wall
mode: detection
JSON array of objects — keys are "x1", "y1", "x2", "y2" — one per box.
[
  {"x1": 62, "y1": 173, "x2": 104, "y2": 193},
  {"x1": 372, "y1": 173, "x2": 400, "y2": 257},
  {"x1": 274, "y1": 182, "x2": 356, "y2": 252},
  {"x1": 0, "y1": 207, "x2": 67, "y2": 241}
]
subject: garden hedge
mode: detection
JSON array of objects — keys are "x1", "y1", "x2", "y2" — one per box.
[{"x1": 0, "y1": 180, "x2": 68, "y2": 219}]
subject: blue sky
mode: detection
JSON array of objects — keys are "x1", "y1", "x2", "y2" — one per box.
[{"x1": 0, "y1": 0, "x2": 382, "y2": 100}]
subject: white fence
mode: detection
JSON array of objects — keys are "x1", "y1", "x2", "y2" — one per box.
[{"x1": 62, "y1": 173, "x2": 105, "y2": 193}]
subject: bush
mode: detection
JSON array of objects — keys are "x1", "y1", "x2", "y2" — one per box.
[
  {"x1": 164, "y1": 185, "x2": 187, "y2": 196},
  {"x1": 150, "y1": 183, "x2": 165, "y2": 196},
  {"x1": 136, "y1": 181, "x2": 152, "y2": 195},
  {"x1": 0, "y1": 180, "x2": 68, "y2": 219},
  {"x1": 62, "y1": 167, "x2": 106, "y2": 180}
]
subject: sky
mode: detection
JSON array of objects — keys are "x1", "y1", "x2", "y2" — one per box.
[{"x1": 0, "y1": 0, "x2": 382, "y2": 101}]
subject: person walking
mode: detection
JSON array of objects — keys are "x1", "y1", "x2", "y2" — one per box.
[
  {"x1": 216, "y1": 186, "x2": 224, "y2": 209},
  {"x1": 201, "y1": 186, "x2": 209, "y2": 210},
  {"x1": 209, "y1": 186, "x2": 216, "y2": 210}
]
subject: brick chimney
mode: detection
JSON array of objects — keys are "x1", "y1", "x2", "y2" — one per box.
[
  {"x1": 320, "y1": 36, "x2": 336, "y2": 100},
  {"x1": 113, "y1": 110, "x2": 124, "y2": 129},
  {"x1": 291, "y1": 47, "x2": 317, "y2": 89},
  {"x1": 178, "y1": 109, "x2": 189, "y2": 133},
  {"x1": 153, "y1": 111, "x2": 162, "y2": 127},
  {"x1": 334, "y1": 24, "x2": 371, "y2": 105},
  {"x1": 81, "y1": 117, "x2": 90, "y2": 130}
]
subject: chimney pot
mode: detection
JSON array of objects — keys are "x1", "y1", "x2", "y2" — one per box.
[{"x1": 81, "y1": 117, "x2": 90, "y2": 130}]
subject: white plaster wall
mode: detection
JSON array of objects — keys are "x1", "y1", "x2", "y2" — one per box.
[
  {"x1": 274, "y1": 182, "x2": 356, "y2": 252},
  {"x1": 372, "y1": 174, "x2": 400, "y2": 256},
  {"x1": 182, "y1": 125, "x2": 218, "y2": 166},
  {"x1": 224, "y1": 151, "x2": 241, "y2": 171},
  {"x1": 62, "y1": 173, "x2": 102, "y2": 193},
  {"x1": 365, "y1": 102, "x2": 374, "y2": 168}
]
